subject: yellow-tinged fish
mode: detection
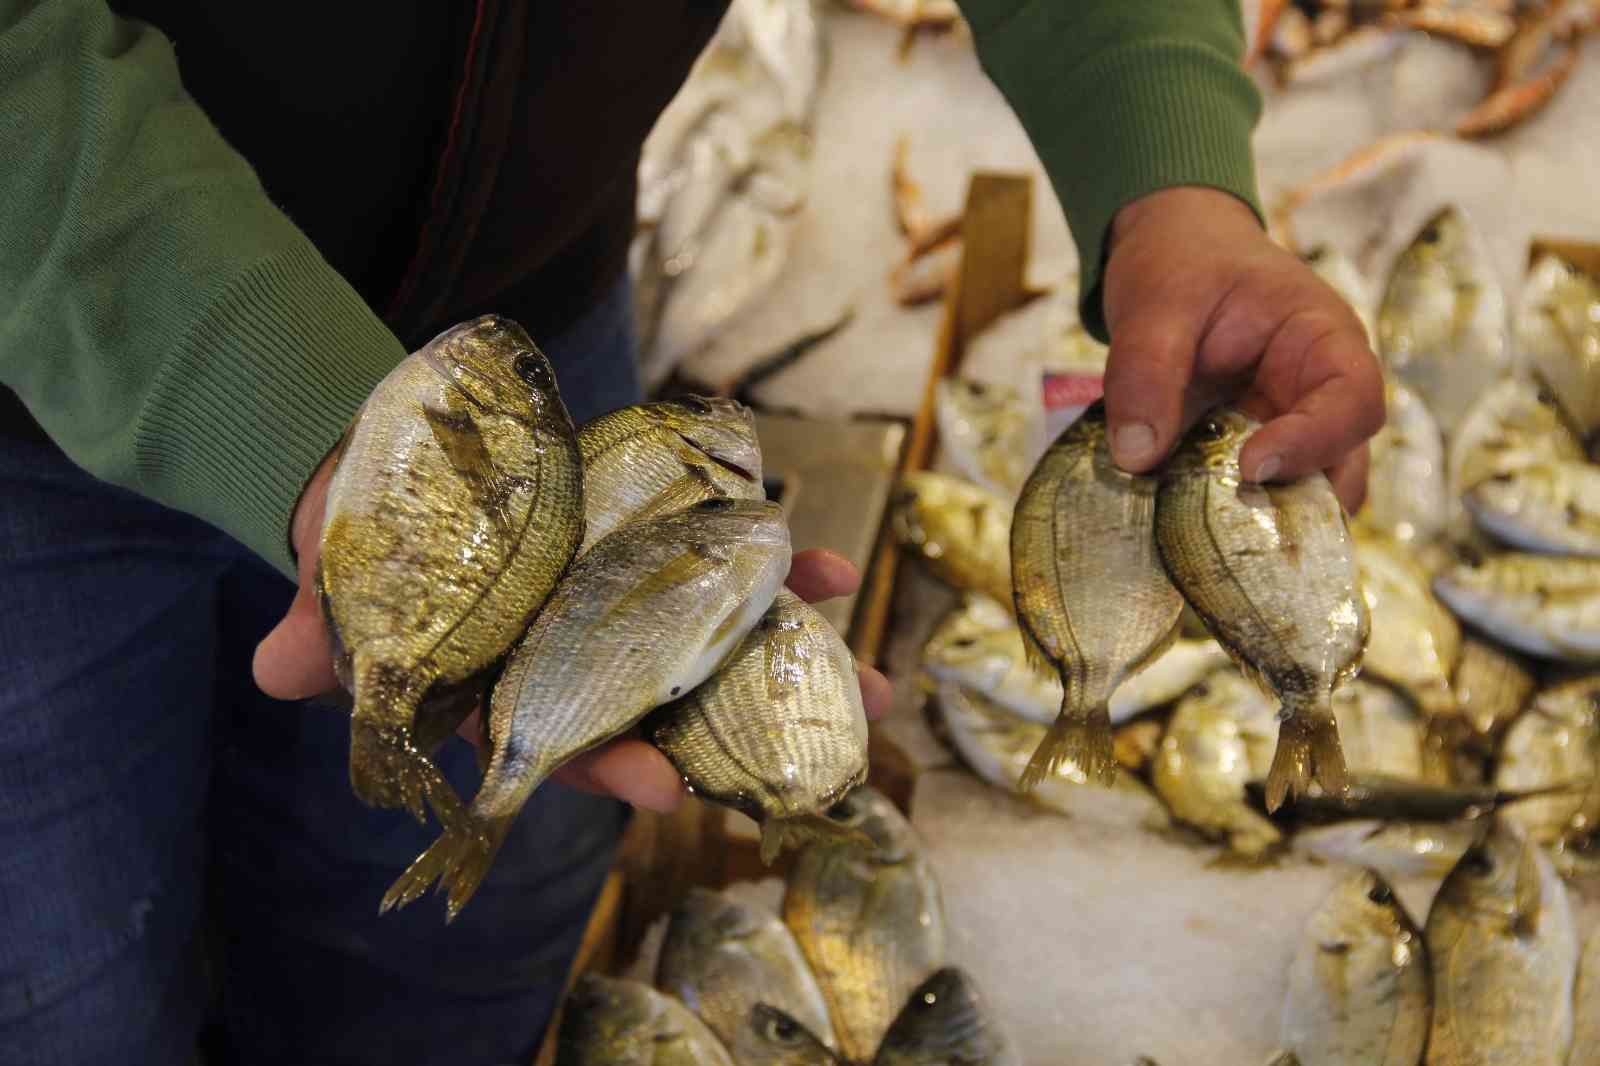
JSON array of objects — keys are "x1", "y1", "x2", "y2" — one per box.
[
  {"x1": 1494, "y1": 674, "x2": 1600, "y2": 848},
  {"x1": 1571, "y1": 930, "x2": 1600, "y2": 1066},
  {"x1": 1378, "y1": 208, "x2": 1510, "y2": 436},
  {"x1": 1011, "y1": 403, "x2": 1185, "y2": 788},
  {"x1": 1432, "y1": 554, "x2": 1600, "y2": 663},
  {"x1": 318, "y1": 315, "x2": 583, "y2": 820},
  {"x1": 1152, "y1": 669, "x2": 1284, "y2": 859},
  {"x1": 1448, "y1": 377, "x2": 1585, "y2": 498},
  {"x1": 1464, "y1": 460, "x2": 1600, "y2": 558},
  {"x1": 386, "y1": 498, "x2": 791, "y2": 919},
  {"x1": 1450, "y1": 636, "x2": 1536, "y2": 741},
  {"x1": 783, "y1": 787, "x2": 946, "y2": 1063},
  {"x1": 655, "y1": 888, "x2": 839, "y2": 1063},
  {"x1": 934, "y1": 378, "x2": 1039, "y2": 499},
  {"x1": 1273, "y1": 870, "x2": 1429, "y2": 1066},
  {"x1": 1518, "y1": 252, "x2": 1600, "y2": 439},
  {"x1": 1354, "y1": 531, "x2": 1461, "y2": 718},
  {"x1": 556, "y1": 974, "x2": 736, "y2": 1066},
  {"x1": 646, "y1": 589, "x2": 869, "y2": 863},
  {"x1": 577, "y1": 396, "x2": 765, "y2": 553},
  {"x1": 1361, "y1": 380, "x2": 1449, "y2": 547},
  {"x1": 1334, "y1": 680, "x2": 1426, "y2": 781},
  {"x1": 889, "y1": 472, "x2": 1013, "y2": 606},
  {"x1": 872, "y1": 968, "x2": 1020, "y2": 1066},
  {"x1": 1156, "y1": 410, "x2": 1368, "y2": 810},
  {"x1": 1424, "y1": 818, "x2": 1577, "y2": 1066}
]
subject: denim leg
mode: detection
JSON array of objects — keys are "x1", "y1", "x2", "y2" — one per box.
[{"x1": 0, "y1": 440, "x2": 233, "y2": 1066}]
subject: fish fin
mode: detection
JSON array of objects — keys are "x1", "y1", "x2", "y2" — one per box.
[
  {"x1": 1265, "y1": 1052, "x2": 1302, "y2": 1066},
  {"x1": 380, "y1": 814, "x2": 515, "y2": 922},
  {"x1": 1019, "y1": 700, "x2": 1118, "y2": 792},
  {"x1": 422, "y1": 401, "x2": 515, "y2": 539},
  {"x1": 759, "y1": 814, "x2": 874, "y2": 865},
  {"x1": 1015, "y1": 614, "x2": 1056, "y2": 680},
  {"x1": 1512, "y1": 837, "x2": 1543, "y2": 939},
  {"x1": 1265, "y1": 711, "x2": 1348, "y2": 813},
  {"x1": 630, "y1": 459, "x2": 725, "y2": 526},
  {"x1": 350, "y1": 720, "x2": 465, "y2": 825}
]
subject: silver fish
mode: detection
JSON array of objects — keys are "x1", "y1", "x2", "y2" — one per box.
[
  {"x1": 933, "y1": 378, "x2": 1040, "y2": 499},
  {"x1": 1450, "y1": 636, "x2": 1537, "y2": 741},
  {"x1": 1361, "y1": 381, "x2": 1449, "y2": 547},
  {"x1": 556, "y1": 974, "x2": 737, "y2": 1066},
  {"x1": 1277, "y1": 869, "x2": 1429, "y2": 1066},
  {"x1": 1494, "y1": 673, "x2": 1600, "y2": 848},
  {"x1": 1433, "y1": 554, "x2": 1600, "y2": 663},
  {"x1": 1464, "y1": 460, "x2": 1600, "y2": 558},
  {"x1": 890, "y1": 472, "x2": 1014, "y2": 607},
  {"x1": 1334, "y1": 680, "x2": 1426, "y2": 781},
  {"x1": 1354, "y1": 531, "x2": 1461, "y2": 718},
  {"x1": 872, "y1": 968, "x2": 1020, "y2": 1066},
  {"x1": 1294, "y1": 820, "x2": 1476, "y2": 882},
  {"x1": 1517, "y1": 252, "x2": 1600, "y2": 439},
  {"x1": 1448, "y1": 377, "x2": 1585, "y2": 499},
  {"x1": 387, "y1": 498, "x2": 791, "y2": 919},
  {"x1": 656, "y1": 887, "x2": 838, "y2": 1061}
]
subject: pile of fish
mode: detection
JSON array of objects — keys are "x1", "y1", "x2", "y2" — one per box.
[
  {"x1": 892, "y1": 221, "x2": 1600, "y2": 890},
  {"x1": 1252, "y1": 0, "x2": 1598, "y2": 138},
  {"x1": 553, "y1": 786, "x2": 1020, "y2": 1065},
  {"x1": 316, "y1": 315, "x2": 870, "y2": 921},
  {"x1": 633, "y1": 0, "x2": 824, "y2": 390}
]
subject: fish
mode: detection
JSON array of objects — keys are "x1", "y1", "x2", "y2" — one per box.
[
  {"x1": 1424, "y1": 818, "x2": 1578, "y2": 1066},
  {"x1": 1464, "y1": 460, "x2": 1600, "y2": 557},
  {"x1": 1447, "y1": 377, "x2": 1585, "y2": 498},
  {"x1": 1360, "y1": 380, "x2": 1449, "y2": 546},
  {"x1": 1571, "y1": 929, "x2": 1600, "y2": 1066},
  {"x1": 783, "y1": 786, "x2": 946, "y2": 1063},
  {"x1": 1275, "y1": 869, "x2": 1429, "y2": 1066},
  {"x1": 1446, "y1": 636, "x2": 1535, "y2": 746},
  {"x1": 555, "y1": 974, "x2": 737, "y2": 1066},
  {"x1": 1494, "y1": 673, "x2": 1600, "y2": 848},
  {"x1": 317, "y1": 315, "x2": 583, "y2": 820},
  {"x1": 645, "y1": 589, "x2": 870, "y2": 863},
  {"x1": 921, "y1": 596, "x2": 1226, "y2": 727},
  {"x1": 1155, "y1": 409, "x2": 1369, "y2": 810},
  {"x1": 1151, "y1": 669, "x2": 1284, "y2": 859},
  {"x1": 1294, "y1": 820, "x2": 1477, "y2": 881},
  {"x1": 1113, "y1": 718, "x2": 1165, "y2": 774},
  {"x1": 1518, "y1": 253, "x2": 1600, "y2": 439},
  {"x1": 576, "y1": 396, "x2": 765, "y2": 553},
  {"x1": 1432, "y1": 554, "x2": 1600, "y2": 662},
  {"x1": 385, "y1": 498, "x2": 791, "y2": 919},
  {"x1": 1333, "y1": 680, "x2": 1426, "y2": 781},
  {"x1": 655, "y1": 887, "x2": 839, "y2": 1061},
  {"x1": 1011, "y1": 402, "x2": 1185, "y2": 787},
  {"x1": 889, "y1": 472, "x2": 1014, "y2": 607},
  {"x1": 1354, "y1": 531, "x2": 1461, "y2": 718},
  {"x1": 871, "y1": 968, "x2": 1020, "y2": 1066},
  {"x1": 933, "y1": 378, "x2": 1039, "y2": 499},
  {"x1": 934, "y1": 681, "x2": 1171, "y2": 828},
  {"x1": 1377, "y1": 208, "x2": 1510, "y2": 436},
  {"x1": 1256, "y1": 773, "x2": 1570, "y2": 825}
]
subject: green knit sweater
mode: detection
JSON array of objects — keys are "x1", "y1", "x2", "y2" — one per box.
[{"x1": 0, "y1": 0, "x2": 1261, "y2": 579}]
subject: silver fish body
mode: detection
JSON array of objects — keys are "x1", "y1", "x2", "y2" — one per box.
[
  {"x1": 1433, "y1": 554, "x2": 1600, "y2": 662},
  {"x1": 1517, "y1": 252, "x2": 1600, "y2": 439},
  {"x1": 556, "y1": 974, "x2": 737, "y2": 1066},
  {"x1": 934, "y1": 378, "x2": 1040, "y2": 499},
  {"x1": 1362, "y1": 380, "x2": 1449, "y2": 547},
  {"x1": 1448, "y1": 378, "x2": 1585, "y2": 499},
  {"x1": 1464, "y1": 460, "x2": 1600, "y2": 558},
  {"x1": 1494, "y1": 673, "x2": 1600, "y2": 847},
  {"x1": 1354, "y1": 531, "x2": 1461, "y2": 718},
  {"x1": 890, "y1": 472, "x2": 1014, "y2": 607},
  {"x1": 872, "y1": 968, "x2": 1020, "y2": 1066}
]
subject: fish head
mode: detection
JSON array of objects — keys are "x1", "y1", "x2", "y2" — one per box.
[
  {"x1": 684, "y1": 496, "x2": 791, "y2": 551},
  {"x1": 740, "y1": 1005, "x2": 841, "y2": 1066},
  {"x1": 819, "y1": 785, "x2": 915, "y2": 862},
  {"x1": 559, "y1": 975, "x2": 659, "y2": 1055},
  {"x1": 922, "y1": 598, "x2": 1016, "y2": 684},
  {"x1": 940, "y1": 378, "x2": 1014, "y2": 420},
  {"x1": 1437, "y1": 818, "x2": 1542, "y2": 929},
  {"x1": 1171, "y1": 408, "x2": 1258, "y2": 475},
  {"x1": 420, "y1": 315, "x2": 563, "y2": 415},
  {"x1": 1318, "y1": 869, "x2": 1421, "y2": 960},
  {"x1": 889, "y1": 472, "x2": 1006, "y2": 557},
  {"x1": 652, "y1": 396, "x2": 765, "y2": 484},
  {"x1": 667, "y1": 887, "x2": 763, "y2": 957},
  {"x1": 1398, "y1": 207, "x2": 1467, "y2": 277},
  {"x1": 876, "y1": 968, "x2": 997, "y2": 1062}
]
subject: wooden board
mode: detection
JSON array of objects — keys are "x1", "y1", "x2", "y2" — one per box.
[{"x1": 1531, "y1": 235, "x2": 1600, "y2": 276}]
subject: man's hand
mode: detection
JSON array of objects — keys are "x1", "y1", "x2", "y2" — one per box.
[
  {"x1": 1099, "y1": 186, "x2": 1384, "y2": 511},
  {"x1": 253, "y1": 459, "x2": 894, "y2": 814}
]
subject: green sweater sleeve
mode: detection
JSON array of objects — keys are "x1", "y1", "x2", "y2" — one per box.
[
  {"x1": 0, "y1": 1, "x2": 407, "y2": 578},
  {"x1": 956, "y1": 0, "x2": 1264, "y2": 341}
]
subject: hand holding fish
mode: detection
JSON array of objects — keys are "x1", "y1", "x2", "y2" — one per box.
[
  {"x1": 251, "y1": 445, "x2": 893, "y2": 815},
  {"x1": 1099, "y1": 186, "x2": 1385, "y2": 511}
]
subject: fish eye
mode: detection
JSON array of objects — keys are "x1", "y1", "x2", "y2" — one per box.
[
  {"x1": 826, "y1": 797, "x2": 857, "y2": 821},
  {"x1": 696, "y1": 498, "x2": 736, "y2": 513},
  {"x1": 1536, "y1": 385, "x2": 1559, "y2": 406},
  {"x1": 512, "y1": 351, "x2": 548, "y2": 388},
  {"x1": 1463, "y1": 849, "x2": 1494, "y2": 876},
  {"x1": 1418, "y1": 223, "x2": 1442, "y2": 245},
  {"x1": 1199, "y1": 418, "x2": 1226, "y2": 441},
  {"x1": 760, "y1": 1009, "x2": 801, "y2": 1044},
  {"x1": 679, "y1": 395, "x2": 714, "y2": 414},
  {"x1": 951, "y1": 637, "x2": 978, "y2": 648},
  {"x1": 1367, "y1": 882, "x2": 1393, "y2": 905}
]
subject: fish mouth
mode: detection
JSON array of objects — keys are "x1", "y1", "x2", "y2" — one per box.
[{"x1": 676, "y1": 431, "x2": 758, "y2": 481}]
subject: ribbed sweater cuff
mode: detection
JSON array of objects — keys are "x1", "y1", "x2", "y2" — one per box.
[{"x1": 135, "y1": 244, "x2": 406, "y2": 578}]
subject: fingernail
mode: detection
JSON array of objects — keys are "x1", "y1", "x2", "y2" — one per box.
[
  {"x1": 1112, "y1": 423, "x2": 1157, "y2": 467},
  {"x1": 1252, "y1": 454, "x2": 1283, "y2": 483}
]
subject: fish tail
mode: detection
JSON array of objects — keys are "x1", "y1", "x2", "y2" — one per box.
[
  {"x1": 1265, "y1": 709, "x2": 1348, "y2": 813},
  {"x1": 380, "y1": 813, "x2": 515, "y2": 922},
  {"x1": 1019, "y1": 699, "x2": 1117, "y2": 792},
  {"x1": 1264, "y1": 1052, "x2": 1302, "y2": 1066},
  {"x1": 349, "y1": 720, "x2": 464, "y2": 825},
  {"x1": 758, "y1": 813, "x2": 875, "y2": 865}
]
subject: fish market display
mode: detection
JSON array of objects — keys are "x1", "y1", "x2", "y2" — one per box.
[
  {"x1": 1423, "y1": 818, "x2": 1577, "y2": 1066},
  {"x1": 1151, "y1": 670, "x2": 1283, "y2": 859},
  {"x1": 318, "y1": 316, "x2": 583, "y2": 819},
  {"x1": 1377, "y1": 208, "x2": 1509, "y2": 436},
  {"x1": 576, "y1": 396, "x2": 765, "y2": 552},
  {"x1": 1332, "y1": 680, "x2": 1426, "y2": 781},
  {"x1": 1361, "y1": 380, "x2": 1449, "y2": 546},
  {"x1": 1494, "y1": 673, "x2": 1600, "y2": 848},
  {"x1": 1518, "y1": 252, "x2": 1600, "y2": 440},
  {"x1": 934, "y1": 681, "x2": 1170, "y2": 827},
  {"x1": 890, "y1": 472, "x2": 1014, "y2": 606},
  {"x1": 1011, "y1": 402, "x2": 1185, "y2": 787},
  {"x1": 388, "y1": 499, "x2": 791, "y2": 918},
  {"x1": 1448, "y1": 378, "x2": 1585, "y2": 499},
  {"x1": 646, "y1": 589, "x2": 869, "y2": 862},
  {"x1": 1274, "y1": 870, "x2": 1429, "y2": 1066},
  {"x1": 656, "y1": 887, "x2": 839, "y2": 1061},
  {"x1": 1433, "y1": 554, "x2": 1600, "y2": 662},
  {"x1": 784, "y1": 787, "x2": 946, "y2": 1062},
  {"x1": 1156, "y1": 409, "x2": 1369, "y2": 809},
  {"x1": 872, "y1": 968, "x2": 1020, "y2": 1066},
  {"x1": 1354, "y1": 531, "x2": 1461, "y2": 718},
  {"x1": 933, "y1": 378, "x2": 1039, "y2": 499},
  {"x1": 1449, "y1": 636, "x2": 1536, "y2": 740},
  {"x1": 1463, "y1": 460, "x2": 1600, "y2": 556},
  {"x1": 556, "y1": 974, "x2": 736, "y2": 1066}
]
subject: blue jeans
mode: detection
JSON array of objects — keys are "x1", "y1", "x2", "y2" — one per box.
[{"x1": 0, "y1": 280, "x2": 642, "y2": 1066}]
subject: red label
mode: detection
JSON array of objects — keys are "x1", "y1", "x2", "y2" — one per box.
[{"x1": 1042, "y1": 373, "x2": 1103, "y2": 410}]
